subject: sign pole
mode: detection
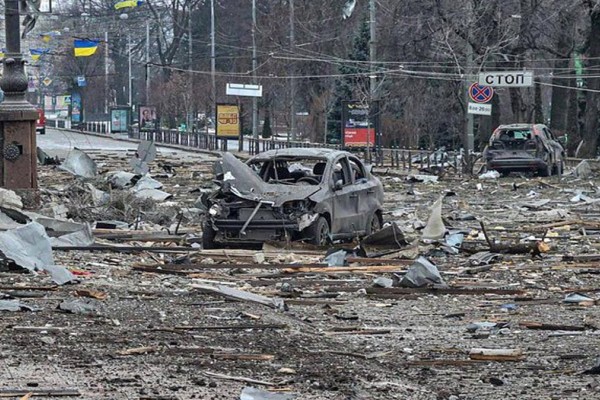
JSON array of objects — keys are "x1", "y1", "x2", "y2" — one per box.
[{"x1": 465, "y1": 39, "x2": 474, "y2": 173}]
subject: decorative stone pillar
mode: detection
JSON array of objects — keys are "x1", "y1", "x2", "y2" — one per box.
[{"x1": 0, "y1": 0, "x2": 39, "y2": 206}]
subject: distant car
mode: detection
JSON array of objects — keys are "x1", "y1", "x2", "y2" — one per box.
[
  {"x1": 483, "y1": 124, "x2": 565, "y2": 176},
  {"x1": 200, "y1": 148, "x2": 384, "y2": 248},
  {"x1": 36, "y1": 108, "x2": 46, "y2": 135}
]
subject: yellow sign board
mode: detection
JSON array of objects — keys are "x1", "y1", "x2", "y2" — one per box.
[{"x1": 216, "y1": 104, "x2": 240, "y2": 138}]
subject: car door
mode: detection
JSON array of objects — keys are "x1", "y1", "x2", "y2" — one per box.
[
  {"x1": 329, "y1": 156, "x2": 360, "y2": 237},
  {"x1": 348, "y1": 156, "x2": 377, "y2": 234},
  {"x1": 544, "y1": 127, "x2": 563, "y2": 162}
]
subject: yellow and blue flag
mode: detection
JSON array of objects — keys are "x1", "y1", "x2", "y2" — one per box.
[
  {"x1": 30, "y1": 48, "x2": 48, "y2": 61},
  {"x1": 40, "y1": 31, "x2": 61, "y2": 43},
  {"x1": 114, "y1": 0, "x2": 143, "y2": 10},
  {"x1": 74, "y1": 39, "x2": 99, "y2": 57},
  {"x1": 0, "y1": 49, "x2": 5, "y2": 58}
]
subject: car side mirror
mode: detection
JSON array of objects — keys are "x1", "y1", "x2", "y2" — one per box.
[{"x1": 334, "y1": 180, "x2": 344, "y2": 190}]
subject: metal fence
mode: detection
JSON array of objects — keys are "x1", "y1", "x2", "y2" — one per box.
[{"x1": 48, "y1": 119, "x2": 465, "y2": 175}]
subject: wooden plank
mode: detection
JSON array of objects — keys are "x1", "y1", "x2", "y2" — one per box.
[
  {"x1": 0, "y1": 389, "x2": 80, "y2": 397},
  {"x1": 519, "y1": 321, "x2": 586, "y2": 331},
  {"x1": 212, "y1": 353, "x2": 275, "y2": 361},
  {"x1": 469, "y1": 348, "x2": 524, "y2": 361},
  {"x1": 282, "y1": 265, "x2": 403, "y2": 273}
]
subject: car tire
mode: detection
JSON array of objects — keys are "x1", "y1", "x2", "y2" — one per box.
[
  {"x1": 202, "y1": 221, "x2": 217, "y2": 249},
  {"x1": 366, "y1": 211, "x2": 382, "y2": 236},
  {"x1": 307, "y1": 216, "x2": 330, "y2": 246},
  {"x1": 557, "y1": 160, "x2": 564, "y2": 176},
  {"x1": 539, "y1": 163, "x2": 552, "y2": 177}
]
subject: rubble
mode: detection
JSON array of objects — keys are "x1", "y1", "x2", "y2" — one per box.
[
  {"x1": 397, "y1": 256, "x2": 446, "y2": 288},
  {"x1": 59, "y1": 148, "x2": 97, "y2": 178},
  {"x1": 240, "y1": 387, "x2": 295, "y2": 400},
  {"x1": 0, "y1": 188, "x2": 23, "y2": 210},
  {"x1": 2, "y1": 143, "x2": 600, "y2": 399}
]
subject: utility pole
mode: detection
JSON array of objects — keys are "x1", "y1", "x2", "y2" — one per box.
[
  {"x1": 289, "y1": 0, "x2": 296, "y2": 142},
  {"x1": 210, "y1": 0, "x2": 216, "y2": 109},
  {"x1": 128, "y1": 32, "x2": 132, "y2": 107},
  {"x1": 188, "y1": 12, "x2": 193, "y2": 131},
  {"x1": 465, "y1": 3, "x2": 474, "y2": 173},
  {"x1": 105, "y1": 31, "x2": 109, "y2": 114},
  {"x1": 145, "y1": 21, "x2": 150, "y2": 105},
  {"x1": 252, "y1": 0, "x2": 258, "y2": 150},
  {"x1": 367, "y1": 0, "x2": 376, "y2": 163},
  {"x1": 0, "y1": 0, "x2": 38, "y2": 195}
]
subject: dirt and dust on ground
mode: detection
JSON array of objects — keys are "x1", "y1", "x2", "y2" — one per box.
[{"x1": 1, "y1": 141, "x2": 600, "y2": 400}]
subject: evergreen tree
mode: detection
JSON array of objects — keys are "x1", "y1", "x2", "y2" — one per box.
[
  {"x1": 327, "y1": 19, "x2": 370, "y2": 143},
  {"x1": 262, "y1": 114, "x2": 272, "y2": 138}
]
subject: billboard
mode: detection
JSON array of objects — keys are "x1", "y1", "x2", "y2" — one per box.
[
  {"x1": 341, "y1": 100, "x2": 380, "y2": 148},
  {"x1": 139, "y1": 105, "x2": 157, "y2": 132},
  {"x1": 216, "y1": 103, "x2": 240, "y2": 138},
  {"x1": 110, "y1": 107, "x2": 130, "y2": 133},
  {"x1": 70, "y1": 91, "x2": 82, "y2": 123}
]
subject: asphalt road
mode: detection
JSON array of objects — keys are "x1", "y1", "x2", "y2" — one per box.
[{"x1": 36, "y1": 128, "x2": 189, "y2": 159}]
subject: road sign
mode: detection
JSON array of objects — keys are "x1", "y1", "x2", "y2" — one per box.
[
  {"x1": 226, "y1": 83, "x2": 262, "y2": 97},
  {"x1": 468, "y1": 83, "x2": 494, "y2": 104},
  {"x1": 42, "y1": 77, "x2": 52, "y2": 86},
  {"x1": 468, "y1": 102, "x2": 492, "y2": 116},
  {"x1": 479, "y1": 71, "x2": 533, "y2": 87}
]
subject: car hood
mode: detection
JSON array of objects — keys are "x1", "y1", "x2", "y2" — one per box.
[{"x1": 218, "y1": 152, "x2": 321, "y2": 207}]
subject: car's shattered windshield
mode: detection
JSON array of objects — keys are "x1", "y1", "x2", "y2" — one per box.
[
  {"x1": 249, "y1": 157, "x2": 329, "y2": 186},
  {"x1": 491, "y1": 129, "x2": 537, "y2": 151}
]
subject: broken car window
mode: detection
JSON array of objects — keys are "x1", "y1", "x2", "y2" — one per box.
[
  {"x1": 249, "y1": 158, "x2": 329, "y2": 185},
  {"x1": 332, "y1": 158, "x2": 351, "y2": 187},
  {"x1": 348, "y1": 157, "x2": 367, "y2": 184}
]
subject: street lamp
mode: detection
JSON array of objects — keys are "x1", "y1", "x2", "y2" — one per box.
[
  {"x1": 119, "y1": 13, "x2": 133, "y2": 107},
  {"x1": 0, "y1": 0, "x2": 39, "y2": 198}
]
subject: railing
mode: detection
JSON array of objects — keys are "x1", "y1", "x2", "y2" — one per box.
[{"x1": 48, "y1": 119, "x2": 465, "y2": 175}]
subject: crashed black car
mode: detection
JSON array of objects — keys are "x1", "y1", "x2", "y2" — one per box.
[
  {"x1": 483, "y1": 124, "x2": 565, "y2": 176},
  {"x1": 200, "y1": 149, "x2": 384, "y2": 248}
]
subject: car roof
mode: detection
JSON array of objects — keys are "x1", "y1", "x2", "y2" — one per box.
[
  {"x1": 249, "y1": 147, "x2": 353, "y2": 162},
  {"x1": 495, "y1": 123, "x2": 546, "y2": 130}
]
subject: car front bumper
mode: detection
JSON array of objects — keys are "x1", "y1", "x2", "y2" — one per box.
[{"x1": 211, "y1": 218, "x2": 300, "y2": 245}]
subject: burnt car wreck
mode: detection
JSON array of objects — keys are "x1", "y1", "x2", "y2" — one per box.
[
  {"x1": 483, "y1": 124, "x2": 565, "y2": 177},
  {"x1": 200, "y1": 149, "x2": 384, "y2": 248}
]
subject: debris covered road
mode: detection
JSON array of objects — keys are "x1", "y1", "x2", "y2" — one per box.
[{"x1": 1, "y1": 130, "x2": 599, "y2": 399}]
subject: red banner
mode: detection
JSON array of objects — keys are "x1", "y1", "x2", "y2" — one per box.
[{"x1": 344, "y1": 127, "x2": 375, "y2": 147}]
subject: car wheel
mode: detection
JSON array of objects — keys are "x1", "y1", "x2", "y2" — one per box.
[
  {"x1": 307, "y1": 216, "x2": 330, "y2": 246},
  {"x1": 557, "y1": 160, "x2": 564, "y2": 176},
  {"x1": 539, "y1": 163, "x2": 552, "y2": 177},
  {"x1": 366, "y1": 211, "x2": 382, "y2": 236},
  {"x1": 202, "y1": 221, "x2": 217, "y2": 249}
]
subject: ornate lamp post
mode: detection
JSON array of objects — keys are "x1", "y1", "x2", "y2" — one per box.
[{"x1": 0, "y1": 0, "x2": 38, "y2": 201}]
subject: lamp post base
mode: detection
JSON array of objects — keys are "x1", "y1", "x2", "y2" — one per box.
[{"x1": 0, "y1": 109, "x2": 39, "y2": 194}]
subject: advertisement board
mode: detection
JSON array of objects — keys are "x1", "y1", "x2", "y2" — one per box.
[
  {"x1": 70, "y1": 91, "x2": 82, "y2": 123},
  {"x1": 139, "y1": 105, "x2": 157, "y2": 132},
  {"x1": 216, "y1": 103, "x2": 241, "y2": 138},
  {"x1": 341, "y1": 100, "x2": 380, "y2": 148},
  {"x1": 110, "y1": 107, "x2": 130, "y2": 133}
]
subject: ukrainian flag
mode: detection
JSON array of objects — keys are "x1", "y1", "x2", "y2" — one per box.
[
  {"x1": 0, "y1": 49, "x2": 5, "y2": 58},
  {"x1": 74, "y1": 39, "x2": 99, "y2": 57},
  {"x1": 114, "y1": 0, "x2": 143, "y2": 10},
  {"x1": 30, "y1": 49, "x2": 46, "y2": 61},
  {"x1": 40, "y1": 30, "x2": 61, "y2": 43}
]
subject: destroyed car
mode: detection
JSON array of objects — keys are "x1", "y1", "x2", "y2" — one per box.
[
  {"x1": 200, "y1": 149, "x2": 384, "y2": 248},
  {"x1": 483, "y1": 124, "x2": 565, "y2": 176}
]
